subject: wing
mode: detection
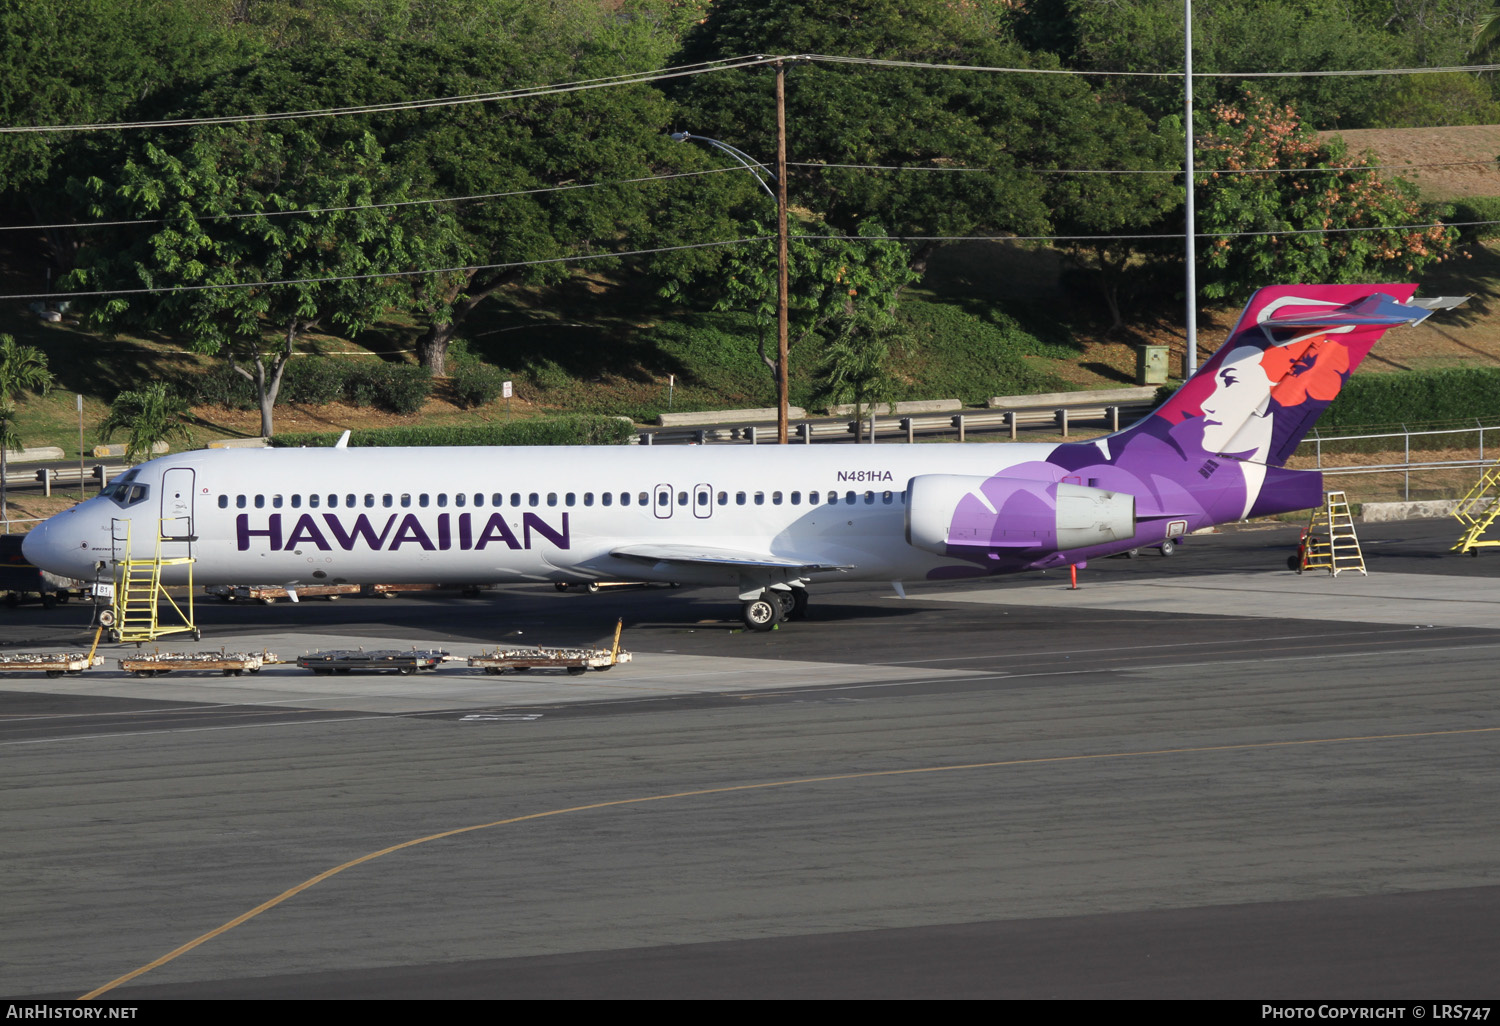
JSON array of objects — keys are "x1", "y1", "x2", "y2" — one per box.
[{"x1": 610, "y1": 543, "x2": 852, "y2": 574}]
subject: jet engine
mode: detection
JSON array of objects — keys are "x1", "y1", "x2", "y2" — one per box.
[{"x1": 906, "y1": 474, "x2": 1135, "y2": 557}]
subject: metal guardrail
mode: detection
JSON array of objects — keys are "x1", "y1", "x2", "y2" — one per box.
[
  {"x1": 638, "y1": 401, "x2": 1156, "y2": 445},
  {"x1": 1298, "y1": 423, "x2": 1500, "y2": 501},
  {"x1": 1, "y1": 517, "x2": 44, "y2": 534}
]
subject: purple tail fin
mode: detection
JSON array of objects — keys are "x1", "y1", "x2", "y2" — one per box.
[{"x1": 1132, "y1": 284, "x2": 1438, "y2": 467}]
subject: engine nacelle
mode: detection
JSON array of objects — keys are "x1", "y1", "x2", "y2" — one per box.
[{"x1": 906, "y1": 474, "x2": 1135, "y2": 557}]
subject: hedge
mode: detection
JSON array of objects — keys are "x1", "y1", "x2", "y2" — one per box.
[
  {"x1": 1322, "y1": 367, "x2": 1500, "y2": 431},
  {"x1": 271, "y1": 416, "x2": 634, "y2": 448}
]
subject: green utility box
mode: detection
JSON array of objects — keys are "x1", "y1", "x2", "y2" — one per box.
[{"x1": 1136, "y1": 344, "x2": 1170, "y2": 386}]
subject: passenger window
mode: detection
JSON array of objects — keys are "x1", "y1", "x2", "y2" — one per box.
[
  {"x1": 601, "y1": 493, "x2": 612, "y2": 506},
  {"x1": 809, "y1": 491, "x2": 820, "y2": 505},
  {"x1": 828, "y1": 491, "x2": 838, "y2": 505},
  {"x1": 882, "y1": 491, "x2": 893, "y2": 504},
  {"x1": 235, "y1": 495, "x2": 245, "y2": 509},
  {"x1": 529, "y1": 493, "x2": 540, "y2": 507},
  {"x1": 547, "y1": 493, "x2": 557, "y2": 507},
  {"x1": 218, "y1": 495, "x2": 228, "y2": 509},
  {"x1": 865, "y1": 491, "x2": 875, "y2": 504},
  {"x1": 270, "y1": 495, "x2": 282, "y2": 508},
  {"x1": 638, "y1": 492, "x2": 649, "y2": 506},
  {"x1": 754, "y1": 492, "x2": 765, "y2": 505},
  {"x1": 383, "y1": 495, "x2": 393, "y2": 508},
  {"x1": 717, "y1": 491, "x2": 727, "y2": 504},
  {"x1": 845, "y1": 491, "x2": 856, "y2": 504},
  {"x1": 511, "y1": 493, "x2": 522, "y2": 507},
  {"x1": 290, "y1": 494, "x2": 301, "y2": 509},
  {"x1": 737, "y1": 492, "x2": 746, "y2": 505},
  {"x1": 565, "y1": 493, "x2": 575, "y2": 507},
  {"x1": 791, "y1": 491, "x2": 801, "y2": 505},
  {"x1": 772, "y1": 491, "x2": 783, "y2": 505},
  {"x1": 400, "y1": 494, "x2": 412, "y2": 508},
  {"x1": 364, "y1": 494, "x2": 375, "y2": 507},
  {"x1": 254, "y1": 495, "x2": 265, "y2": 509},
  {"x1": 309, "y1": 494, "x2": 320, "y2": 508},
  {"x1": 677, "y1": 491, "x2": 688, "y2": 506},
  {"x1": 583, "y1": 493, "x2": 594, "y2": 507}
]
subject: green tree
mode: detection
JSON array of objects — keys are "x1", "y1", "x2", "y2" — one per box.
[
  {"x1": 98, "y1": 383, "x2": 194, "y2": 464},
  {"x1": 816, "y1": 313, "x2": 907, "y2": 436},
  {"x1": 66, "y1": 121, "x2": 458, "y2": 436},
  {"x1": 663, "y1": 220, "x2": 916, "y2": 401},
  {"x1": 0, "y1": 335, "x2": 55, "y2": 523},
  {"x1": 0, "y1": 1, "x2": 260, "y2": 273},
  {"x1": 1057, "y1": 0, "x2": 1400, "y2": 130},
  {"x1": 1046, "y1": 110, "x2": 1185, "y2": 332},
  {"x1": 170, "y1": 18, "x2": 705, "y2": 376},
  {"x1": 671, "y1": 0, "x2": 1098, "y2": 275},
  {"x1": 1195, "y1": 93, "x2": 1455, "y2": 303}
]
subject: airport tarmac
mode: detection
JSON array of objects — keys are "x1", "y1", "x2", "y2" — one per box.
[{"x1": 3, "y1": 517, "x2": 1498, "y2": 998}]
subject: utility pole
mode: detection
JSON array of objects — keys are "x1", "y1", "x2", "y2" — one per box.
[{"x1": 775, "y1": 60, "x2": 791, "y2": 445}]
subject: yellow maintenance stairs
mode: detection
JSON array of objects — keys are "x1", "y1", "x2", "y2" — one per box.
[
  {"x1": 1296, "y1": 491, "x2": 1367, "y2": 576},
  {"x1": 106, "y1": 518, "x2": 199, "y2": 643},
  {"x1": 1451, "y1": 463, "x2": 1500, "y2": 555}
]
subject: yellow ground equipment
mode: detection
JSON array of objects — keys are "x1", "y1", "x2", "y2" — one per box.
[
  {"x1": 1296, "y1": 491, "x2": 1367, "y2": 576},
  {"x1": 1451, "y1": 463, "x2": 1500, "y2": 556},
  {"x1": 108, "y1": 518, "x2": 198, "y2": 643}
]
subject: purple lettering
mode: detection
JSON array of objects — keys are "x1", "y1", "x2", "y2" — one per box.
[
  {"x1": 321, "y1": 513, "x2": 397, "y2": 551},
  {"x1": 284, "y1": 513, "x2": 332, "y2": 551},
  {"x1": 437, "y1": 513, "x2": 451, "y2": 551},
  {"x1": 390, "y1": 514, "x2": 435, "y2": 551},
  {"x1": 523, "y1": 512, "x2": 570, "y2": 550},
  {"x1": 458, "y1": 512, "x2": 472, "y2": 550},
  {"x1": 237, "y1": 513, "x2": 282, "y2": 552},
  {"x1": 474, "y1": 513, "x2": 521, "y2": 551}
]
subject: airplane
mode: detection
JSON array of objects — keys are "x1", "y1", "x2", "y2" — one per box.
[{"x1": 22, "y1": 283, "x2": 1464, "y2": 632}]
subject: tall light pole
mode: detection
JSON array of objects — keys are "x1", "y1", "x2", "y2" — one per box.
[
  {"x1": 1184, "y1": 0, "x2": 1198, "y2": 378},
  {"x1": 672, "y1": 63, "x2": 793, "y2": 443}
]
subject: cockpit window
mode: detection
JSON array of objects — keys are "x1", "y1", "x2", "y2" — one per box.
[{"x1": 101, "y1": 470, "x2": 150, "y2": 508}]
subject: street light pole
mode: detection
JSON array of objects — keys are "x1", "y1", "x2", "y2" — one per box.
[
  {"x1": 775, "y1": 61, "x2": 790, "y2": 445},
  {"x1": 672, "y1": 82, "x2": 794, "y2": 444}
]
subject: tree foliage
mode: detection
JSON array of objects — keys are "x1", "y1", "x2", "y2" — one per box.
[
  {"x1": 99, "y1": 382, "x2": 194, "y2": 464},
  {"x1": 663, "y1": 219, "x2": 917, "y2": 400},
  {"x1": 1195, "y1": 93, "x2": 1454, "y2": 302},
  {"x1": 65, "y1": 120, "x2": 458, "y2": 436},
  {"x1": 0, "y1": 335, "x2": 55, "y2": 521}
]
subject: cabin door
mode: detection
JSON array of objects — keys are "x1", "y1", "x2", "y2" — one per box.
[{"x1": 159, "y1": 467, "x2": 196, "y2": 558}]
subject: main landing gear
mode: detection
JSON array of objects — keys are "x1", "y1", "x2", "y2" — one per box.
[{"x1": 740, "y1": 587, "x2": 808, "y2": 632}]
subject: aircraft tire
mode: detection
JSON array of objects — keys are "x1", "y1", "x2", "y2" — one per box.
[
  {"x1": 742, "y1": 596, "x2": 780, "y2": 632},
  {"x1": 774, "y1": 590, "x2": 795, "y2": 619},
  {"x1": 788, "y1": 589, "x2": 809, "y2": 621},
  {"x1": 1159, "y1": 538, "x2": 1176, "y2": 557}
]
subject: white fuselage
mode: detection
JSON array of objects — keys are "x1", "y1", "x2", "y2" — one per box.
[{"x1": 24, "y1": 442, "x2": 1078, "y2": 591}]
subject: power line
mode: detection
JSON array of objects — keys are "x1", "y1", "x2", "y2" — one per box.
[
  {"x1": 8, "y1": 219, "x2": 1488, "y2": 305},
  {"x1": 793, "y1": 159, "x2": 1500, "y2": 176},
  {"x1": 2, "y1": 237, "x2": 774, "y2": 302},
  {"x1": 0, "y1": 166, "x2": 743, "y2": 234},
  {"x1": 9, "y1": 153, "x2": 1484, "y2": 237},
  {"x1": 803, "y1": 53, "x2": 1500, "y2": 79},
  {"x1": 0, "y1": 55, "x2": 782, "y2": 135},
  {"x1": 7, "y1": 50, "x2": 1500, "y2": 137}
]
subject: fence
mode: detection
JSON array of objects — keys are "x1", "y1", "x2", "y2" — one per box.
[{"x1": 1295, "y1": 422, "x2": 1498, "y2": 502}]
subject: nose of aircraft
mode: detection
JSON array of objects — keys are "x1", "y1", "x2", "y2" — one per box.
[{"x1": 22, "y1": 510, "x2": 92, "y2": 581}]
